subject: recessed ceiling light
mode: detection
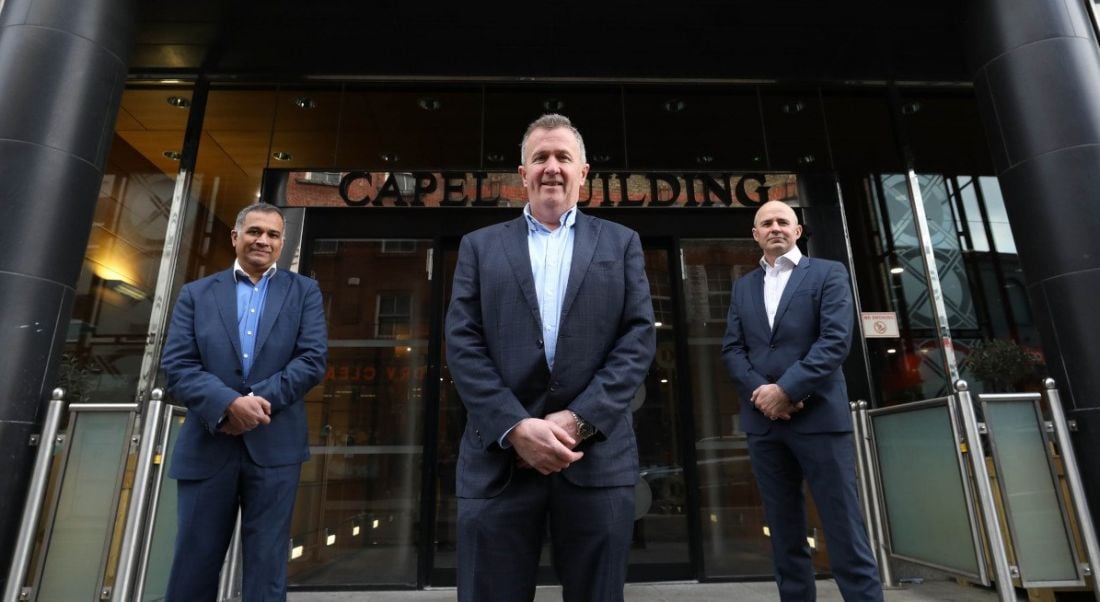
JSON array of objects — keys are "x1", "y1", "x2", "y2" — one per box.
[
  {"x1": 695, "y1": 154, "x2": 714, "y2": 165},
  {"x1": 890, "y1": 266, "x2": 905, "y2": 274},
  {"x1": 166, "y1": 96, "x2": 190, "y2": 109},
  {"x1": 782, "y1": 100, "x2": 805, "y2": 114},
  {"x1": 417, "y1": 97, "x2": 441, "y2": 111},
  {"x1": 663, "y1": 99, "x2": 686, "y2": 113},
  {"x1": 543, "y1": 98, "x2": 565, "y2": 111},
  {"x1": 901, "y1": 101, "x2": 922, "y2": 115},
  {"x1": 162, "y1": 150, "x2": 182, "y2": 160},
  {"x1": 797, "y1": 154, "x2": 816, "y2": 165},
  {"x1": 591, "y1": 153, "x2": 612, "y2": 163},
  {"x1": 272, "y1": 151, "x2": 292, "y2": 161},
  {"x1": 293, "y1": 97, "x2": 317, "y2": 109},
  {"x1": 486, "y1": 152, "x2": 505, "y2": 163},
  {"x1": 379, "y1": 152, "x2": 399, "y2": 163}
]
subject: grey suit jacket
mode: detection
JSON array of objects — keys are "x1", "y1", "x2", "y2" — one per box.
[{"x1": 445, "y1": 211, "x2": 656, "y2": 498}]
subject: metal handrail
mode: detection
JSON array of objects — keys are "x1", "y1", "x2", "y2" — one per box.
[
  {"x1": 955, "y1": 379, "x2": 1015, "y2": 602},
  {"x1": 855, "y1": 399, "x2": 895, "y2": 588},
  {"x1": 112, "y1": 389, "x2": 166, "y2": 602},
  {"x1": 4, "y1": 388, "x2": 67, "y2": 602},
  {"x1": 1043, "y1": 379, "x2": 1100, "y2": 599}
]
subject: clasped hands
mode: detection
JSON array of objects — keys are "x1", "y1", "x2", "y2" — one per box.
[
  {"x1": 507, "y1": 410, "x2": 584, "y2": 476},
  {"x1": 752, "y1": 383, "x2": 804, "y2": 421},
  {"x1": 218, "y1": 394, "x2": 272, "y2": 436}
]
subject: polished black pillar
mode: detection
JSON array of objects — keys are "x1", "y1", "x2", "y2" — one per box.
[
  {"x1": 0, "y1": 0, "x2": 135, "y2": 588},
  {"x1": 968, "y1": 0, "x2": 1100, "y2": 521}
]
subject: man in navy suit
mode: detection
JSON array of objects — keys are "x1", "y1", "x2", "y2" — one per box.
[
  {"x1": 161, "y1": 203, "x2": 327, "y2": 601},
  {"x1": 446, "y1": 114, "x2": 655, "y2": 602},
  {"x1": 722, "y1": 200, "x2": 881, "y2": 601}
]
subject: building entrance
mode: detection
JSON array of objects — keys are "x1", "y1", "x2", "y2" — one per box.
[{"x1": 281, "y1": 201, "x2": 853, "y2": 589}]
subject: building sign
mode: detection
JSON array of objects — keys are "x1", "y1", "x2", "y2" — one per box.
[
  {"x1": 862, "y1": 312, "x2": 900, "y2": 338},
  {"x1": 279, "y1": 170, "x2": 801, "y2": 209}
]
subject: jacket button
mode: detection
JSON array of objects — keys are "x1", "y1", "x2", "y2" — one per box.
[
  {"x1": 537, "y1": 338, "x2": 544, "y2": 348},
  {"x1": 769, "y1": 344, "x2": 776, "y2": 349}
]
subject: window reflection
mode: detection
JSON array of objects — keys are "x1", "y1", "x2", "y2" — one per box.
[{"x1": 290, "y1": 239, "x2": 430, "y2": 587}]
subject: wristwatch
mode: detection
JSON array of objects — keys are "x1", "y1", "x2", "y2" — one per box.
[{"x1": 569, "y1": 411, "x2": 597, "y2": 440}]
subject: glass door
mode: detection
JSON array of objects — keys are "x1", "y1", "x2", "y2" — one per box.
[{"x1": 289, "y1": 238, "x2": 434, "y2": 587}]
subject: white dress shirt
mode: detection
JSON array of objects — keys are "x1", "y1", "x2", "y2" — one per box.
[{"x1": 760, "y1": 245, "x2": 803, "y2": 330}]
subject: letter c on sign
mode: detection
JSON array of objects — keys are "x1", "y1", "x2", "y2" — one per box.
[{"x1": 340, "y1": 171, "x2": 373, "y2": 206}]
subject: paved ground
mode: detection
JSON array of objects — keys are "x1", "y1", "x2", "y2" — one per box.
[{"x1": 285, "y1": 578, "x2": 1018, "y2": 601}]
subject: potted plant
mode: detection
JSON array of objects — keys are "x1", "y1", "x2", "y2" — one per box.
[{"x1": 966, "y1": 338, "x2": 1038, "y2": 392}]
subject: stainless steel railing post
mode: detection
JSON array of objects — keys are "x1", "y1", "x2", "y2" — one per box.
[
  {"x1": 955, "y1": 379, "x2": 1015, "y2": 602},
  {"x1": 217, "y1": 512, "x2": 243, "y2": 601},
  {"x1": 1043, "y1": 378, "x2": 1100, "y2": 600},
  {"x1": 857, "y1": 400, "x2": 894, "y2": 588},
  {"x1": 850, "y1": 402, "x2": 876, "y2": 556},
  {"x1": 4, "y1": 388, "x2": 67, "y2": 602},
  {"x1": 111, "y1": 388, "x2": 166, "y2": 602}
]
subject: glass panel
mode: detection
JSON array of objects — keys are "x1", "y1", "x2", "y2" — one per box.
[
  {"x1": 871, "y1": 404, "x2": 982, "y2": 578},
  {"x1": 65, "y1": 87, "x2": 190, "y2": 403},
  {"x1": 984, "y1": 399, "x2": 1079, "y2": 584},
  {"x1": 863, "y1": 175, "x2": 953, "y2": 403},
  {"x1": 682, "y1": 238, "x2": 824, "y2": 577},
  {"x1": 141, "y1": 413, "x2": 185, "y2": 601},
  {"x1": 37, "y1": 412, "x2": 132, "y2": 601},
  {"x1": 631, "y1": 248, "x2": 689, "y2": 570},
  {"x1": 289, "y1": 239, "x2": 431, "y2": 587}
]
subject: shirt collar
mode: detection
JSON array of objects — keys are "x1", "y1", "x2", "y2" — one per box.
[
  {"x1": 759, "y1": 245, "x2": 803, "y2": 270},
  {"x1": 233, "y1": 259, "x2": 277, "y2": 282},
  {"x1": 523, "y1": 203, "x2": 577, "y2": 233}
]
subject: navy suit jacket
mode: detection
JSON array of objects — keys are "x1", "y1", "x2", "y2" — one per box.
[
  {"x1": 445, "y1": 211, "x2": 656, "y2": 498},
  {"x1": 721, "y1": 256, "x2": 854, "y2": 435},
  {"x1": 162, "y1": 268, "x2": 328, "y2": 480}
]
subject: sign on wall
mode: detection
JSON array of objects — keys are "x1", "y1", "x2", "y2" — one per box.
[
  {"x1": 276, "y1": 170, "x2": 801, "y2": 209},
  {"x1": 862, "y1": 312, "x2": 900, "y2": 338}
]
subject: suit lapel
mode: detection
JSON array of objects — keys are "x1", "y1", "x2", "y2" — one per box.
[
  {"x1": 215, "y1": 269, "x2": 244, "y2": 363},
  {"x1": 748, "y1": 269, "x2": 769, "y2": 334},
  {"x1": 254, "y1": 270, "x2": 289, "y2": 360},
  {"x1": 771, "y1": 257, "x2": 810, "y2": 336},
  {"x1": 501, "y1": 216, "x2": 544, "y2": 328},
  {"x1": 560, "y1": 211, "x2": 598, "y2": 319}
]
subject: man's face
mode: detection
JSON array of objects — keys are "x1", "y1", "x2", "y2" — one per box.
[
  {"x1": 518, "y1": 127, "x2": 590, "y2": 223},
  {"x1": 752, "y1": 201, "x2": 802, "y2": 260},
  {"x1": 232, "y1": 210, "x2": 284, "y2": 274}
]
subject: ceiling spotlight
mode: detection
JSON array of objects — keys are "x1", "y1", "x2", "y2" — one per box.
[
  {"x1": 695, "y1": 154, "x2": 714, "y2": 165},
  {"x1": 663, "y1": 99, "x2": 686, "y2": 113},
  {"x1": 293, "y1": 97, "x2": 317, "y2": 110},
  {"x1": 797, "y1": 154, "x2": 816, "y2": 165},
  {"x1": 782, "y1": 100, "x2": 805, "y2": 114},
  {"x1": 591, "y1": 153, "x2": 612, "y2": 163},
  {"x1": 162, "y1": 150, "x2": 182, "y2": 160},
  {"x1": 166, "y1": 96, "x2": 190, "y2": 109},
  {"x1": 543, "y1": 98, "x2": 565, "y2": 111},
  {"x1": 272, "y1": 151, "x2": 292, "y2": 161},
  {"x1": 901, "y1": 101, "x2": 922, "y2": 115},
  {"x1": 890, "y1": 266, "x2": 905, "y2": 275},
  {"x1": 486, "y1": 152, "x2": 506, "y2": 163},
  {"x1": 417, "y1": 97, "x2": 441, "y2": 111},
  {"x1": 379, "y1": 152, "x2": 399, "y2": 163}
]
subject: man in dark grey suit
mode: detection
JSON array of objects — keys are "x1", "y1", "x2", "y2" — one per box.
[
  {"x1": 445, "y1": 114, "x2": 656, "y2": 602},
  {"x1": 722, "y1": 200, "x2": 881, "y2": 601}
]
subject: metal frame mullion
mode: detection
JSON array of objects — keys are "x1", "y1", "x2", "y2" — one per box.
[{"x1": 133, "y1": 79, "x2": 210, "y2": 405}]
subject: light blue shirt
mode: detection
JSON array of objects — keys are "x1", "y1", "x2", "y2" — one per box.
[
  {"x1": 524, "y1": 203, "x2": 576, "y2": 370},
  {"x1": 233, "y1": 260, "x2": 276, "y2": 378},
  {"x1": 498, "y1": 205, "x2": 576, "y2": 448}
]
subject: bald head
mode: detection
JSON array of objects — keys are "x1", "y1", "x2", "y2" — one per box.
[{"x1": 752, "y1": 201, "x2": 802, "y2": 263}]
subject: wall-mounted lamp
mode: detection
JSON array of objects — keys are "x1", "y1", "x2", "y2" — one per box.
[{"x1": 104, "y1": 280, "x2": 147, "y2": 301}]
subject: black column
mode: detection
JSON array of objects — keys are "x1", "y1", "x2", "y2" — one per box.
[
  {"x1": 968, "y1": 1, "x2": 1100, "y2": 521},
  {"x1": 0, "y1": 0, "x2": 135, "y2": 588}
]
